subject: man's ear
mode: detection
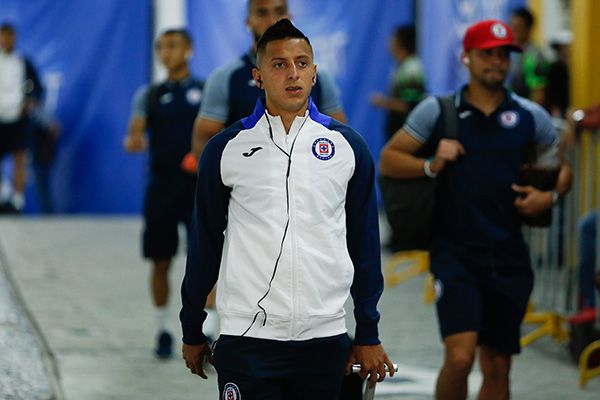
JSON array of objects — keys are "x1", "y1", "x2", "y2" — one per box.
[
  {"x1": 311, "y1": 65, "x2": 317, "y2": 86},
  {"x1": 252, "y1": 68, "x2": 263, "y2": 89}
]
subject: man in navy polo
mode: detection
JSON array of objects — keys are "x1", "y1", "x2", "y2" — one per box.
[
  {"x1": 380, "y1": 20, "x2": 571, "y2": 399},
  {"x1": 124, "y1": 29, "x2": 203, "y2": 359}
]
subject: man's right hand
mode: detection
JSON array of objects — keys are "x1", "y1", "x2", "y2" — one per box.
[
  {"x1": 123, "y1": 134, "x2": 147, "y2": 152},
  {"x1": 429, "y1": 139, "x2": 466, "y2": 174},
  {"x1": 182, "y1": 342, "x2": 212, "y2": 379}
]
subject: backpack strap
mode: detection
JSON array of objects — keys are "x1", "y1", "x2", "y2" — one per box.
[{"x1": 436, "y1": 94, "x2": 459, "y2": 139}]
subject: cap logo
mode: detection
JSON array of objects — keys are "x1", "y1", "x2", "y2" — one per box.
[{"x1": 491, "y1": 23, "x2": 508, "y2": 39}]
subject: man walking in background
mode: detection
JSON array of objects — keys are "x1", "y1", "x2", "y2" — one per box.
[
  {"x1": 124, "y1": 29, "x2": 204, "y2": 359},
  {"x1": 380, "y1": 20, "x2": 570, "y2": 399},
  {"x1": 0, "y1": 23, "x2": 43, "y2": 213}
]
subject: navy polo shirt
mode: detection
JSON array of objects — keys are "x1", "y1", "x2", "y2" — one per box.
[
  {"x1": 132, "y1": 76, "x2": 204, "y2": 175},
  {"x1": 404, "y1": 85, "x2": 557, "y2": 248}
]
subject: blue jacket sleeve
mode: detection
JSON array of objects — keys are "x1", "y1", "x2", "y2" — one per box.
[
  {"x1": 180, "y1": 132, "x2": 232, "y2": 345},
  {"x1": 341, "y1": 125, "x2": 383, "y2": 345}
]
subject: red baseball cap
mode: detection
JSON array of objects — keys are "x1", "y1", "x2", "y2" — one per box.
[{"x1": 463, "y1": 20, "x2": 522, "y2": 53}]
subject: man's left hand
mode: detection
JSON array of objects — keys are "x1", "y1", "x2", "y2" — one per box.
[
  {"x1": 344, "y1": 344, "x2": 395, "y2": 388},
  {"x1": 512, "y1": 184, "x2": 553, "y2": 216}
]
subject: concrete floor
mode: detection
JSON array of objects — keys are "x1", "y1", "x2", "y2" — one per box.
[{"x1": 0, "y1": 216, "x2": 598, "y2": 399}]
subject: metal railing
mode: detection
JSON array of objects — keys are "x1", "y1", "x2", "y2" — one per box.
[{"x1": 520, "y1": 120, "x2": 600, "y2": 387}]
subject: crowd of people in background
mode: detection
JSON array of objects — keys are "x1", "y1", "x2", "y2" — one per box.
[{"x1": 2, "y1": 1, "x2": 599, "y2": 399}]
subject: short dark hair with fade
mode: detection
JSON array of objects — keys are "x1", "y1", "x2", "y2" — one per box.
[
  {"x1": 0, "y1": 23, "x2": 15, "y2": 34},
  {"x1": 159, "y1": 28, "x2": 193, "y2": 45},
  {"x1": 256, "y1": 18, "x2": 312, "y2": 65}
]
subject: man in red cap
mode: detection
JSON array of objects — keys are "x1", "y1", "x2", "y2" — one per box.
[{"x1": 380, "y1": 19, "x2": 571, "y2": 399}]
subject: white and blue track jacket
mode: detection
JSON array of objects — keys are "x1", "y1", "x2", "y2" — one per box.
[{"x1": 180, "y1": 98, "x2": 383, "y2": 345}]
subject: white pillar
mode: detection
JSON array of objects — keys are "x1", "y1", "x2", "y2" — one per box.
[{"x1": 152, "y1": 0, "x2": 187, "y2": 81}]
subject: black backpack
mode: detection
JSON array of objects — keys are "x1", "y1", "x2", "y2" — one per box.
[{"x1": 379, "y1": 95, "x2": 458, "y2": 251}]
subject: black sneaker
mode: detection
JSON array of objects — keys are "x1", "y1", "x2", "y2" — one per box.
[{"x1": 154, "y1": 331, "x2": 173, "y2": 359}]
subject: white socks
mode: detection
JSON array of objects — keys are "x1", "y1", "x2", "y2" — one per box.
[
  {"x1": 11, "y1": 192, "x2": 24, "y2": 210},
  {"x1": 156, "y1": 307, "x2": 169, "y2": 333}
]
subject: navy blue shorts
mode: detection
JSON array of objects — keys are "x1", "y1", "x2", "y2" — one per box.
[
  {"x1": 430, "y1": 241, "x2": 534, "y2": 355},
  {"x1": 142, "y1": 173, "x2": 196, "y2": 259},
  {"x1": 213, "y1": 334, "x2": 352, "y2": 400},
  {"x1": 0, "y1": 119, "x2": 28, "y2": 155}
]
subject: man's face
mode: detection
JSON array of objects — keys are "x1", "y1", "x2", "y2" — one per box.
[
  {"x1": 254, "y1": 38, "x2": 316, "y2": 115},
  {"x1": 509, "y1": 15, "x2": 530, "y2": 45},
  {"x1": 0, "y1": 30, "x2": 15, "y2": 53},
  {"x1": 389, "y1": 36, "x2": 407, "y2": 62},
  {"x1": 247, "y1": 0, "x2": 289, "y2": 44},
  {"x1": 156, "y1": 33, "x2": 190, "y2": 71},
  {"x1": 466, "y1": 47, "x2": 511, "y2": 91}
]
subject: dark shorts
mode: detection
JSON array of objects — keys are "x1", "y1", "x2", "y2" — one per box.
[
  {"x1": 213, "y1": 334, "x2": 352, "y2": 400},
  {"x1": 430, "y1": 240, "x2": 534, "y2": 355},
  {"x1": 142, "y1": 173, "x2": 196, "y2": 259},
  {"x1": 0, "y1": 119, "x2": 28, "y2": 156}
]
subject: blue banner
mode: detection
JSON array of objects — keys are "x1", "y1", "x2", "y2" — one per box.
[
  {"x1": 0, "y1": 1, "x2": 151, "y2": 213},
  {"x1": 187, "y1": 0, "x2": 414, "y2": 171},
  {"x1": 419, "y1": 0, "x2": 526, "y2": 94}
]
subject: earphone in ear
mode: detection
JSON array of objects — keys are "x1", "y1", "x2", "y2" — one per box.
[
  {"x1": 257, "y1": 79, "x2": 263, "y2": 89},
  {"x1": 463, "y1": 56, "x2": 470, "y2": 65},
  {"x1": 312, "y1": 76, "x2": 316, "y2": 84}
]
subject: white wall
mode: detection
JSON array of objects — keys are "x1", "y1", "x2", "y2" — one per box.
[{"x1": 153, "y1": 0, "x2": 186, "y2": 81}]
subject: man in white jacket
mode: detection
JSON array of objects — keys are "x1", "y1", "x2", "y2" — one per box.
[{"x1": 180, "y1": 18, "x2": 393, "y2": 399}]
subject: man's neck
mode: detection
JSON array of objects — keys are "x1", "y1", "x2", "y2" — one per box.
[
  {"x1": 167, "y1": 65, "x2": 190, "y2": 82},
  {"x1": 464, "y1": 82, "x2": 505, "y2": 116},
  {"x1": 266, "y1": 103, "x2": 308, "y2": 134}
]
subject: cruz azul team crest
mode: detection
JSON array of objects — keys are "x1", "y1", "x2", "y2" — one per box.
[
  {"x1": 312, "y1": 138, "x2": 335, "y2": 160},
  {"x1": 498, "y1": 111, "x2": 519, "y2": 128},
  {"x1": 223, "y1": 383, "x2": 241, "y2": 400}
]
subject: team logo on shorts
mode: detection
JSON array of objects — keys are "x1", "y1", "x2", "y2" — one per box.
[
  {"x1": 434, "y1": 279, "x2": 444, "y2": 302},
  {"x1": 223, "y1": 383, "x2": 241, "y2": 400},
  {"x1": 498, "y1": 111, "x2": 520, "y2": 128},
  {"x1": 312, "y1": 138, "x2": 335, "y2": 160},
  {"x1": 491, "y1": 23, "x2": 508, "y2": 39},
  {"x1": 186, "y1": 88, "x2": 202, "y2": 105}
]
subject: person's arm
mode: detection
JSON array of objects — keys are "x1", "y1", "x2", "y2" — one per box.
[
  {"x1": 513, "y1": 103, "x2": 572, "y2": 215},
  {"x1": 190, "y1": 68, "x2": 231, "y2": 157},
  {"x1": 379, "y1": 96, "x2": 464, "y2": 178},
  {"x1": 512, "y1": 160, "x2": 571, "y2": 215},
  {"x1": 192, "y1": 117, "x2": 225, "y2": 156},
  {"x1": 340, "y1": 127, "x2": 394, "y2": 387},
  {"x1": 315, "y1": 69, "x2": 347, "y2": 123},
  {"x1": 123, "y1": 86, "x2": 149, "y2": 153},
  {"x1": 181, "y1": 133, "x2": 232, "y2": 378}
]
